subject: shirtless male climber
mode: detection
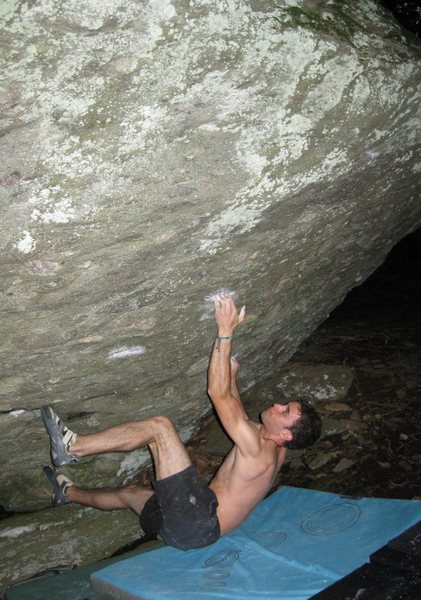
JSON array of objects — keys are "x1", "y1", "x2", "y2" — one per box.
[{"x1": 41, "y1": 293, "x2": 321, "y2": 550}]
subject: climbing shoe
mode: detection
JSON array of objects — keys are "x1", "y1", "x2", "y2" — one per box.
[
  {"x1": 40, "y1": 405, "x2": 80, "y2": 467},
  {"x1": 43, "y1": 465, "x2": 73, "y2": 506}
]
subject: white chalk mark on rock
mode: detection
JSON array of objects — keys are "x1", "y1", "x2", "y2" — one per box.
[{"x1": 107, "y1": 346, "x2": 146, "y2": 360}]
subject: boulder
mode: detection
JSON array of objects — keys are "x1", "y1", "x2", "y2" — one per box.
[
  {"x1": 0, "y1": 0, "x2": 421, "y2": 587},
  {"x1": 0, "y1": 504, "x2": 143, "y2": 592}
]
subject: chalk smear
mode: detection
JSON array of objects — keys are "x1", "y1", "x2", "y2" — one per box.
[
  {"x1": 204, "y1": 288, "x2": 239, "y2": 303},
  {"x1": 107, "y1": 346, "x2": 146, "y2": 360}
]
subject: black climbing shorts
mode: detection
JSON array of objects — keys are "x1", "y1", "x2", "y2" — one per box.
[{"x1": 139, "y1": 465, "x2": 220, "y2": 551}]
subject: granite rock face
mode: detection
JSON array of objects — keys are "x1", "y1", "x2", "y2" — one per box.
[{"x1": 0, "y1": 0, "x2": 421, "y2": 573}]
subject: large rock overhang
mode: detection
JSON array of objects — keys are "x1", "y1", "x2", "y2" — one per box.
[{"x1": 0, "y1": 0, "x2": 420, "y2": 515}]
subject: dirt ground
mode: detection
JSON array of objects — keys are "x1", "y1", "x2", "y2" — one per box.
[{"x1": 186, "y1": 229, "x2": 421, "y2": 501}]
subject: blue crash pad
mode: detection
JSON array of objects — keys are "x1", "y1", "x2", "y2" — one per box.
[{"x1": 91, "y1": 486, "x2": 421, "y2": 599}]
